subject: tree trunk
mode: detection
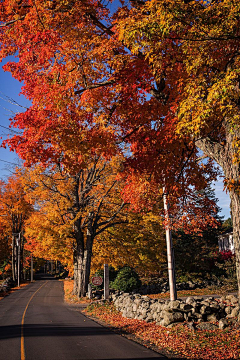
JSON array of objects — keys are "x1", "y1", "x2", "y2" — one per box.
[
  {"x1": 72, "y1": 218, "x2": 85, "y2": 297},
  {"x1": 77, "y1": 253, "x2": 85, "y2": 297},
  {"x1": 82, "y1": 232, "x2": 94, "y2": 296},
  {"x1": 230, "y1": 190, "x2": 240, "y2": 300},
  {"x1": 73, "y1": 230, "x2": 94, "y2": 298},
  {"x1": 73, "y1": 242, "x2": 84, "y2": 297},
  {"x1": 196, "y1": 125, "x2": 240, "y2": 301},
  {"x1": 73, "y1": 248, "x2": 78, "y2": 295},
  {"x1": 12, "y1": 235, "x2": 16, "y2": 281}
]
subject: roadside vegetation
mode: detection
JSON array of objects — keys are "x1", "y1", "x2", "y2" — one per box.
[
  {"x1": 0, "y1": 282, "x2": 30, "y2": 301},
  {"x1": 84, "y1": 302, "x2": 240, "y2": 360},
  {"x1": 63, "y1": 279, "x2": 240, "y2": 360}
]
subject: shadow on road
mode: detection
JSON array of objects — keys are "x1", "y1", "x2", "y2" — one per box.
[
  {"x1": 0, "y1": 324, "x2": 118, "y2": 339},
  {"x1": 0, "y1": 324, "x2": 190, "y2": 359},
  {"x1": 33, "y1": 273, "x2": 57, "y2": 281}
]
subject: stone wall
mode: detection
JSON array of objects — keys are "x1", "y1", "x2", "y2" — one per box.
[{"x1": 111, "y1": 292, "x2": 239, "y2": 329}]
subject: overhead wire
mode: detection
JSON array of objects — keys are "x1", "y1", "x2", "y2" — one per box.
[{"x1": 0, "y1": 158, "x2": 20, "y2": 166}]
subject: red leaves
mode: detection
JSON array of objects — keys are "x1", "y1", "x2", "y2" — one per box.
[
  {"x1": 85, "y1": 301, "x2": 240, "y2": 359},
  {"x1": 0, "y1": 0, "x2": 224, "y2": 237}
]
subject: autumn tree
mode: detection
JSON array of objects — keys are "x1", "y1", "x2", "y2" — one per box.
[
  {"x1": 23, "y1": 157, "x2": 126, "y2": 297},
  {"x1": 0, "y1": 172, "x2": 33, "y2": 282},
  {"x1": 113, "y1": 0, "x2": 240, "y2": 295},
  {"x1": 0, "y1": 222, "x2": 11, "y2": 278},
  {"x1": 0, "y1": 0, "x2": 235, "y2": 292}
]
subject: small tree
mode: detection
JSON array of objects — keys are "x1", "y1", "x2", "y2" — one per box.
[{"x1": 0, "y1": 172, "x2": 33, "y2": 282}]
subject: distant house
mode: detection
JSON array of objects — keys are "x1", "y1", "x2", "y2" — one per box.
[{"x1": 218, "y1": 232, "x2": 235, "y2": 253}]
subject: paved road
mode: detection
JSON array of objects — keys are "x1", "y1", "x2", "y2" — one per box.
[{"x1": 0, "y1": 278, "x2": 167, "y2": 360}]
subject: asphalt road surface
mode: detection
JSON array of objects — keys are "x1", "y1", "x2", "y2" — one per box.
[{"x1": 0, "y1": 277, "x2": 167, "y2": 360}]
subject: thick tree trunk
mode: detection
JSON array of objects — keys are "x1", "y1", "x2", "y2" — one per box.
[
  {"x1": 73, "y1": 230, "x2": 94, "y2": 298},
  {"x1": 230, "y1": 190, "x2": 240, "y2": 301},
  {"x1": 196, "y1": 125, "x2": 240, "y2": 301},
  {"x1": 82, "y1": 232, "x2": 94, "y2": 296},
  {"x1": 72, "y1": 218, "x2": 85, "y2": 297},
  {"x1": 73, "y1": 247, "x2": 79, "y2": 295},
  {"x1": 77, "y1": 254, "x2": 85, "y2": 297},
  {"x1": 73, "y1": 242, "x2": 85, "y2": 298},
  {"x1": 72, "y1": 222, "x2": 94, "y2": 298}
]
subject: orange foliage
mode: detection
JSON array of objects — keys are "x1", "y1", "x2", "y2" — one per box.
[{"x1": 0, "y1": 0, "x2": 227, "y2": 235}]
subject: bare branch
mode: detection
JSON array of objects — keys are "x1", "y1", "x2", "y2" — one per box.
[
  {"x1": 0, "y1": 16, "x2": 25, "y2": 27},
  {"x1": 96, "y1": 202, "x2": 127, "y2": 235},
  {"x1": 74, "y1": 80, "x2": 115, "y2": 95},
  {"x1": 86, "y1": 13, "x2": 114, "y2": 36}
]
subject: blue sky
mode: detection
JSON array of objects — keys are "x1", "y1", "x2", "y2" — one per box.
[
  {"x1": 0, "y1": 58, "x2": 231, "y2": 219},
  {"x1": 213, "y1": 178, "x2": 230, "y2": 219},
  {"x1": 0, "y1": 57, "x2": 31, "y2": 178}
]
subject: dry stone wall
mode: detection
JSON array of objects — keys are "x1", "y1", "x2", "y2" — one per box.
[{"x1": 111, "y1": 292, "x2": 239, "y2": 329}]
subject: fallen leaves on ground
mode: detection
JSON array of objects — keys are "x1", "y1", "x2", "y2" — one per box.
[
  {"x1": 63, "y1": 280, "x2": 240, "y2": 359},
  {"x1": 148, "y1": 287, "x2": 230, "y2": 299},
  {"x1": 83, "y1": 302, "x2": 240, "y2": 359},
  {"x1": 63, "y1": 279, "x2": 91, "y2": 304},
  {"x1": 0, "y1": 282, "x2": 30, "y2": 300}
]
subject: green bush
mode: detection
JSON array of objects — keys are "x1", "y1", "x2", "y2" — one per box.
[{"x1": 111, "y1": 266, "x2": 141, "y2": 292}]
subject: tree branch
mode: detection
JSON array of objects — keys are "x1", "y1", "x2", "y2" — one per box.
[
  {"x1": 96, "y1": 201, "x2": 127, "y2": 234},
  {"x1": 0, "y1": 16, "x2": 25, "y2": 27},
  {"x1": 74, "y1": 80, "x2": 115, "y2": 95}
]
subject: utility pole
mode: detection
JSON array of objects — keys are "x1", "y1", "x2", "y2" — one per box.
[{"x1": 163, "y1": 186, "x2": 177, "y2": 301}]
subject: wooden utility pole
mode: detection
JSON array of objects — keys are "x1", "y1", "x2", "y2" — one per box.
[{"x1": 163, "y1": 186, "x2": 177, "y2": 301}]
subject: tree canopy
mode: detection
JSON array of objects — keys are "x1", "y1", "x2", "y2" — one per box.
[{"x1": 0, "y1": 0, "x2": 238, "y2": 294}]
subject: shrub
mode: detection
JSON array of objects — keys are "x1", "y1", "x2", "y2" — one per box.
[{"x1": 111, "y1": 266, "x2": 141, "y2": 292}]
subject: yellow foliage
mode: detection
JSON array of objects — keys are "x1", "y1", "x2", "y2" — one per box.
[{"x1": 91, "y1": 209, "x2": 166, "y2": 276}]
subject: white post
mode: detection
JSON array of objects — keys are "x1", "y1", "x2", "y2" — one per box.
[
  {"x1": 104, "y1": 264, "x2": 109, "y2": 300},
  {"x1": 163, "y1": 186, "x2": 177, "y2": 301}
]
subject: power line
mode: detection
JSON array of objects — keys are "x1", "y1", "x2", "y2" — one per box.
[
  {"x1": 0, "y1": 91, "x2": 27, "y2": 109},
  {"x1": 0, "y1": 124, "x2": 22, "y2": 134},
  {"x1": 0, "y1": 158, "x2": 20, "y2": 166}
]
